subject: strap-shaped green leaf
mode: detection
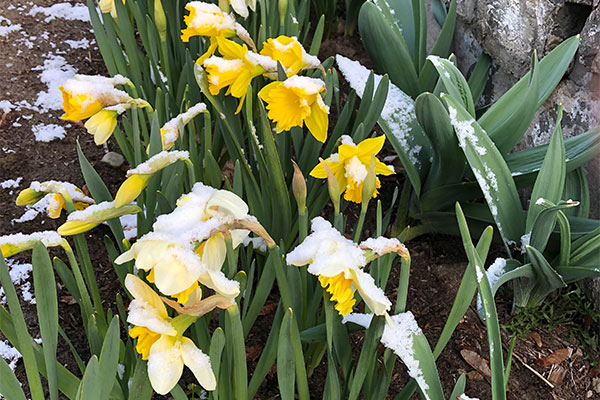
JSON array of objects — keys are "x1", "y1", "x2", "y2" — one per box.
[
  {"x1": 278, "y1": 308, "x2": 296, "y2": 400},
  {"x1": 428, "y1": 56, "x2": 475, "y2": 117},
  {"x1": 449, "y1": 374, "x2": 466, "y2": 400},
  {"x1": 478, "y1": 36, "x2": 579, "y2": 150},
  {"x1": 0, "y1": 356, "x2": 26, "y2": 400},
  {"x1": 444, "y1": 94, "x2": 524, "y2": 248},
  {"x1": 416, "y1": 92, "x2": 465, "y2": 191},
  {"x1": 358, "y1": 1, "x2": 420, "y2": 97},
  {"x1": 507, "y1": 126, "x2": 600, "y2": 186},
  {"x1": 467, "y1": 52, "x2": 492, "y2": 105},
  {"x1": 562, "y1": 167, "x2": 590, "y2": 218},
  {"x1": 419, "y1": 0, "x2": 457, "y2": 92},
  {"x1": 336, "y1": 55, "x2": 432, "y2": 195},
  {"x1": 526, "y1": 107, "x2": 565, "y2": 232},
  {"x1": 98, "y1": 317, "x2": 121, "y2": 400},
  {"x1": 555, "y1": 265, "x2": 600, "y2": 283},
  {"x1": 523, "y1": 245, "x2": 567, "y2": 307},
  {"x1": 530, "y1": 200, "x2": 579, "y2": 253},
  {"x1": 32, "y1": 243, "x2": 59, "y2": 400},
  {"x1": 569, "y1": 226, "x2": 600, "y2": 266},
  {"x1": 77, "y1": 356, "x2": 100, "y2": 400}
]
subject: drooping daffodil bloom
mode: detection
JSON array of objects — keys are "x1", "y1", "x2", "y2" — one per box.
[
  {"x1": 258, "y1": 75, "x2": 329, "y2": 143},
  {"x1": 114, "y1": 150, "x2": 190, "y2": 208},
  {"x1": 116, "y1": 183, "x2": 255, "y2": 304},
  {"x1": 286, "y1": 217, "x2": 393, "y2": 316},
  {"x1": 57, "y1": 201, "x2": 142, "y2": 236},
  {"x1": 260, "y1": 35, "x2": 321, "y2": 77},
  {"x1": 98, "y1": 0, "x2": 125, "y2": 18},
  {"x1": 203, "y1": 37, "x2": 277, "y2": 113},
  {"x1": 0, "y1": 231, "x2": 63, "y2": 258},
  {"x1": 160, "y1": 103, "x2": 207, "y2": 150},
  {"x1": 310, "y1": 135, "x2": 395, "y2": 203},
  {"x1": 16, "y1": 180, "x2": 95, "y2": 219},
  {"x1": 227, "y1": 0, "x2": 256, "y2": 18},
  {"x1": 125, "y1": 274, "x2": 216, "y2": 394},
  {"x1": 60, "y1": 74, "x2": 150, "y2": 145}
]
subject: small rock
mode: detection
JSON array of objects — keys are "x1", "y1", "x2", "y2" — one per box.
[
  {"x1": 587, "y1": 390, "x2": 593, "y2": 398},
  {"x1": 593, "y1": 377, "x2": 600, "y2": 393},
  {"x1": 101, "y1": 152, "x2": 125, "y2": 168}
]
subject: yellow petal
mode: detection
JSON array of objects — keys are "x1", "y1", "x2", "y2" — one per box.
[
  {"x1": 47, "y1": 193, "x2": 66, "y2": 219},
  {"x1": 147, "y1": 335, "x2": 184, "y2": 395},
  {"x1": 84, "y1": 110, "x2": 118, "y2": 145},
  {"x1": 15, "y1": 188, "x2": 45, "y2": 206},
  {"x1": 304, "y1": 99, "x2": 328, "y2": 143},
  {"x1": 57, "y1": 221, "x2": 99, "y2": 236},
  {"x1": 356, "y1": 135, "x2": 386, "y2": 159},
  {"x1": 215, "y1": 36, "x2": 247, "y2": 59},
  {"x1": 375, "y1": 159, "x2": 395, "y2": 176},
  {"x1": 200, "y1": 234, "x2": 227, "y2": 271},
  {"x1": 153, "y1": 257, "x2": 201, "y2": 296},
  {"x1": 125, "y1": 274, "x2": 170, "y2": 320},
  {"x1": 114, "y1": 174, "x2": 153, "y2": 208}
]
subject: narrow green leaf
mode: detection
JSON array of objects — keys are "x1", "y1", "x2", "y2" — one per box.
[
  {"x1": 98, "y1": 317, "x2": 120, "y2": 400},
  {"x1": 562, "y1": 167, "x2": 590, "y2": 218},
  {"x1": 0, "y1": 355, "x2": 27, "y2": 400},
  {"x1": 278, "y1": 308, "x2": 296, "y2": 400},
  {"x1": 449, "y1": 374, "x2": 467, "y2": 400},
  {"x1": 428, "y1": 55, "x2": 475, "y2": 116},
  {"x1": 526, "y1": 106, "x2": 565, "y2": 232},
  {"x1": 78, "y1": 356, "x2": 100, "y2": 400},
  {"x1": 32, "y1": 243, "x2": 59, "y2": 400},
  {"x1": 128, "y1": 357, "x2": 153, "y2": 400},
  {"x1": 443, "y1": 94, "x2": 524, "y2": 248},
  {"x1": 467, "y1": 52, "x2": 492, "y2": 105}
]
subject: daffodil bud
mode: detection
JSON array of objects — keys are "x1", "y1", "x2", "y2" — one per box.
[
  {"x1": 15, "y1": 188, "x2": 45, "y2": 206},
  {"x1": 0, "y1": 231, "x2": 62, "y2": 258},
  {"x1": 114, "y1": 174, "x2": 153, "y2": 208},
  {"x1": 278, "y1": 0, "x2": 287, "y2": 24},
  {"x1": 361, "y1": 155, "x2": 377, "y2": 208},
  {"x1": 319, "y1": 157, "x2": 340, "y2": 213},
  {"x1": 291, "y1": 160, "x2": 307, "y2": 213},
  {"x1": 154, "y1": 0, "x2": 167, "y2": 41},
  {"x1": 57, "y1": 202, "x2": 141, "y2": 236}
]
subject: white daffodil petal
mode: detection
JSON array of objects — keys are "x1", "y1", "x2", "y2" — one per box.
[
  {"x1": 127, "y1": 300, "x2": 177, "y2": 336},
  {"x1": 202, "y1": 235, "x2": 227, "y2": 271},
  {"x1": 207, "y1": 190, "x2": 249, "y2": 220},
  {"x1": 350, "y1": 269, "x2": 392, "y2": 316},
  {"x1": 153, "y1": 256, "x2": 200, "y2": 296},
  {"x1": 125, "y1": 274, "x2": 170, "y2": 319},
  {"x1": 229, "y1": 0, "x2": 249, "y2": 18},
  {"x1": 114, "y1": 248, "x2": 135, "y2": 264},
  {"x1": 181, "y1": 337, "x2": 217, "y2": 391},
  {"x1": 199, "y1": 269, "x2": 240, "y2": 299},
  {"x1": 230, "y1": 229, "x2": 250, "y2": 248},
  {"x1": 147, "y1": 336, "x2": 184, "y2": 395}
]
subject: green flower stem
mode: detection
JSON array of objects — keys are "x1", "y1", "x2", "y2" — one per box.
[
  {"x1": 395, "y1": 253, "x2": 411, "y2": 314},
  {"x1": 270, "y1": 245, "x2": 292, "y2": 309},
  {"x1": 226, "y1": 304, "x2": 248, "y2": 400},
  {"x1": 225, "y1": 234, "x2": 237, "y2": 279},
  {"x1": 184, "y1": 159, "x2": 197, "y2": 190},
  {"x1": 353, "y1": 201, "x2": 370, "y2": 242}
]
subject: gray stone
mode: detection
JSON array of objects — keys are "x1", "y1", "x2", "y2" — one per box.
[
  {"x1": 101, "y1": 151, "x2": 125, "y2": 168},
  {"x1": 453, "y1": 1, "x2": 600, "y2": 309}
]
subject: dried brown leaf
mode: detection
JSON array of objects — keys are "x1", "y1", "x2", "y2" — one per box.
[
  {"x1": 460, "y1": 349, "x2": 491, "y2": 377},
  {"x1": 537, "y1": 348, "x2": 569, "y2": 367}
]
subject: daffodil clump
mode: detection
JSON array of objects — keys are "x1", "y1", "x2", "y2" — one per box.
[
  {"x1": 311, "y1": 135, "x2": 395, "y2": 203},
  {"x1": 115, "y1": 183, "x2": 253, "y2": 304},
  {"x1": 59, "y1": 74, "x2": 150, "y2": 145},
  {"x1": 287, "y1": 217, "x2": 406, "y2": 317},
  {"x1": 181, "y1": 1, "x2": 329, "y2": 140},
  {"x1": 16, "y1": 180, "x2": 95, "y2": 219}
]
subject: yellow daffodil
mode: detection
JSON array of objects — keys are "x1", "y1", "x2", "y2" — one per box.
[
  {"x1": 57, "y1": 201, "x2": 141, "y2": 236},
  {"x1": 160, "y1": 103, "x2": 207, "y2": 150},
  {"x1": 181, "y1": 2, "x2": 238, "y2": 41},
  {"x1": 258, "y1": 75, "x2": 329, "y2": 142},
  {"x1": 115, "y1": 184, "x2": 251, "y2": 303},
  {"x1": 114, "y1": 150, "x2": 190, "y2": 208},
  {"x1": 203, "y1": 37, "x2": 276, "y2": 113},
  {"x1": 310, "y1": 135, "x2": 395, "y2": 203},
  {"x1": 260, "y1": 35, "x2": 321, "y2": 77},
  {"x1": 125, "y1": 274, "x2": 216, "y2": 395},
  {"x1": 0, "y1": 231, "x2": 63, "y2": 258},
  {"x1": 16, "y1": 181, "x2": 94, "y2": 219},
  {"x1": 286, "y1": 217, "x2": 392, "y2": 316},
  {"x1": 98, "y1": 0, "x2": 125, "y2": 19},
  {"x1": 60, "y1": 74, "x2": 149, "y2": 145}
]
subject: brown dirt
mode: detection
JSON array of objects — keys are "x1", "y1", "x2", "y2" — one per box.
[{"x1": 0, "y1": 4, "x2": 598, "y2": 400}]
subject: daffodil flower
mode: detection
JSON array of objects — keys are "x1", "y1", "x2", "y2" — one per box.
[
  {"x1": 260, "y1": 35, "x2": 321, "y2": 77},
  {"x1": 286, "y1": 217, "x2": 392, "y2": 316},
  {"x1": 60, "y1": 74, "x2": 150, "y2": 145},
  {"x1": 0, "y1": 231, "x2": 63, "y2": 258},
  {"x1": 116, "y1": 184, "x2": 253, "y2": 303},
  {"x1": 310, "y1": 135, "x2": 395, "y2": 203},
  {"x1": 160, "y1": 103, "x2": 207, "y2": 150},
  {"x1": 98, "y1": 0, "x2": 125, "y2": 18},
  {"x1": 203, "y1": 37, "x2": 276, "y2": 113},
  {"x1": 57, "y1": 201, "x2": 142, "y2": 236},
  {"x1": 125, "y1": 274, "x2": 216, "y2": 395},
  {"x1": 16, "y1": 180, "x2": 95, "y2": 219},
  {"x1": 114, "y1": 150, "x2": 190, "y2": 208},
  {"x1": 180, "y1": 2, "x2": 253, "y2": 47},
  {"x1": 258, "y1": 75, "x2": 329, "y2": 142}
]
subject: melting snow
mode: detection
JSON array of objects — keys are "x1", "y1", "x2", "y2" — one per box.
[
  {"x1": 32, "y1": 123, "x2": 66, "y2": 142},
  {"x1": 27, "y1": 3, "x2": 91, "y2": 23},
  {"x1": 1, "y1": 177, "x2": 22, "y2": 189},
  {"x1": 32, "y1": 54, "x2": 77, "y2": 112},
  {"x1": 0, "y1": 340, "x2": 21, "y2": 371}
]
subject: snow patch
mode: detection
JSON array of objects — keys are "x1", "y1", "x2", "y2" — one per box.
[
  {"x1": 32, "y1": 54, "x2": 77, "y2": 112},
  {"x1": 28, "y1": 3, "x2": 91, "y2": 23},
  {"x1": 32, "y1": 123, "x2": 66, "y2": 142}
]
